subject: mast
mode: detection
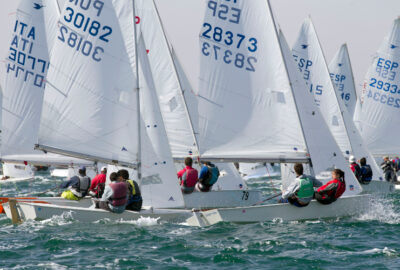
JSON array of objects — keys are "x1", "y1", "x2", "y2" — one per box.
[
  {"x1": 55, "y1": 0, "x2": 61, "y2": 14},
  {"x1": 266, "y1": 0, "x2": 315, "y2": 175},
  {"x1": 344, "y1": 44, "x2": 359, "y2": 102},
  {"x1": 132, "y1": 0, "x2": 142, "y2": 181},
  {"x1": 151, "y1": 0, "x2": 201, "y2": 158},
  {"x1": 310, "y1": 20, "x2": 355, "y2": 155}
]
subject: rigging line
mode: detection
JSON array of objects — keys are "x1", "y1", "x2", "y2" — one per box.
[{"x1": 265, "y1": 163, "x2": 277, "y2": 195}]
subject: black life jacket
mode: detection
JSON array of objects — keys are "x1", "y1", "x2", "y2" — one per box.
[{"x1": 71, "y1": 175, "x2": 90, "y2": 198}]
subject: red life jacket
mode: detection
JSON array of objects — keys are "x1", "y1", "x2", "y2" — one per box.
[
  {"x1": 317, "y1": 178, "x2": 346, "y2": 201},
  {"x1": 110, "y1": 182, "x2": 128, "y2": 207},
  {"x1": 350, "y1": 163, "x2": 359, "y2": 173},
  {"x1": 178, "y1": 167, "x2": 198, "y2": 188}
]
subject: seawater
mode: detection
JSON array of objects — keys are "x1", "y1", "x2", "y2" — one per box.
[{"x1": 1, "y1": 173, "x2": 400, "y2": 269}]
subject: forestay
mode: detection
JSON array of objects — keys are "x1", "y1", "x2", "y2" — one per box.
[
  {"x1": 0, "y1": 0, "x2": 59, "y2": 156},
  {"x1": 135, "y1": 0, "x2": 199, "y2": 158},
  {"x1": 38, "y1": 0, "x2": 139, "y2": 167},
  {"x1": 196, "y1": 0, "x2": 307, "y2": 162},
  {"x1": 329, "y1": 44, "x2": 358, "y2": 116},
  {"x1": 279, "y1": 30, "x2": 362, "y2": 196},
  {"x1": 293, "y1": 18, "x2": 383, "y2": 180},
  {"x1": 354, "y1": 18, "x2": 400, "y2": 156}
]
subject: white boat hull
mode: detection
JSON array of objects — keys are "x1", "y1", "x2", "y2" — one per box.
[
  {"x1": 3, "y1": 202, "x2": 191, "y2": 223},
  {"x1": 361, "y1": 181, "x2": 394, "y2": 193},
  {"x1": 187, "y1": 194, "x2": 371, "y2": 226},
  {"x1": 1, "y1": 190, "x2": 263, "y2": 212},
  {"x1": 50, "y1": 169, "x2": 69, "y2": 178},
  {"x1": 0, "y1": 175, "x2": 35, "y2": 183},
  {"x1": 183, "y1": 190, "x2": 263, "y2": 209}
]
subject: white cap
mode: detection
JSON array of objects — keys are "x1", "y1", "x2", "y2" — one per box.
[
  {"x1": 101, "y1": 166, "x2": 107, "y2": 172},
  {"x1": 349, "y1": 155, "x2": 356, "y2": 163}
]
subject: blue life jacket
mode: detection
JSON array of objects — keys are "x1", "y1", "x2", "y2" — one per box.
[
  {"x1": 360, "y1": 165, "x2": 373, "y2": 183},
  {"x1": 207, "y1": 166, "x2": 220, "y2": 185}
]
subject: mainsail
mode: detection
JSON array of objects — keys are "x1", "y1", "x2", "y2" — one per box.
[
  {"x1": 0, "y1": 0, "x2": 59, "y2": 156},
  {"x1": 37, "y1": 0, "x2": 139, "y2": 167},
  {"x1": 292, "y1": 18, "x2": 382, "y2": 180},
  {"x1": 196, "y1": 0, "x2": 308, "y2": 162},
  {"x1": 354, "y1": 18, "x2": 400, "y2": 156},
  {"x1": 292, "y1": 18, "x2": 352, "y2": 157},
  {"x1": 329, "y1": 44, "x2": 358, "y2": 117}
]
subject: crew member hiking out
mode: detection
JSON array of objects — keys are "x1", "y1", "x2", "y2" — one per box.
[
  {"x1": 89, "y1": 166, "x2": 107, "y2": 198},
  {"x1": 196, "y1": 161, "x2": 220, "y2": 192},
  {"x1": 279, "y1": 163, "x2": 322, "y2": 207},
  {"x1": 349, "y1": 155, "x2": 361, "y2": 181},
  {"x1": 315, "y1": 169, "x2": 346, "y2": 205},
  {"x1": 60, "y1": 166, "x2": 91, "y2": 201},
  {"x1": 359, "y1": 157, "x2": 373, "y2": 185},
  {"x1": 99, "y1": 172, "x2": 128, "y2": 213},
  {"x1": 177, "y1": 157, "x2": 198, "y2": 194},
  {"x1": 381, "y1": 156, "x2": 396, "y2": 182},
  {"x1": 117, "y1": 169, "x2": 143, "y2": 212}
]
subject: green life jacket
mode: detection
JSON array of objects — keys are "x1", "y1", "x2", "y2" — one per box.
[{"x1": 296, "y1": 176, "x2": 314, "y2": 199}]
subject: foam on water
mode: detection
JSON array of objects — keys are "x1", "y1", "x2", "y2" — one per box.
[{"x1": 355, "y1": 197, "x2": 400, "y2": 224}]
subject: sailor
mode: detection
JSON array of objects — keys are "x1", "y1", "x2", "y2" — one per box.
[
  {"x1": 60, "y1": 166, "x2": 91, "y2": 200},
  {"x1": 117, "y1": 169, "x2": 143, "y2": 212},
  {"x1": 349, "y1": 155, "x2": 361, "y2": 181},
  {"x1": 359, "y1": 157, "x2": 373, "y2": 184},
  {"x1": 99, "y1": 172, "x2": 128, "y2": 213},
  {"x1": 89, "y1": 166, "x2": 107, "y2": 198},
  {"x1": 315, "y1": 169, "x2": 346, "y2": 204},
  {"x1": 381, "y1": 156, "x2": 396, "y2": 182},
  {"x1": 195, "y1": 161, "x2": 220, "y2": 192},
  {"x1": 177, "y1": 157, "x2": 199, "y2": 194},
  {"x1": 279, "y1": 163, "x2": 322, "y2": 207}
]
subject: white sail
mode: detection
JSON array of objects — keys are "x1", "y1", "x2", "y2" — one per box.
[
  {"x1": 292, "y1": 18, "x2": 383, "y2": 180},
  {"x1": 0, "y1": 0, "x2": 59, "y2": 156},
  {"x1": 170, "y1": 47, "x2": 200, "y2": 143},
  {"x1": 137, "y1": 34, "x2": 185, "y2": 209},
  {"x1": 279, "y1": 30, "x2": 362, "y2": 196},
  {"x1": 196, "y1": 0, "x2": 307, "y2": 162},
  {"x1": 38, "y1": 0, "x2": 139, "y2": 166},
  {"x1": 135, "y1": 0, "x2": 198, "y2": 158},
  {"x1": 292, "y1": 18, "x2": 352, "y2": 157},
  {"x1": 354, "y1": 18, "x2": 400, "y2": 156},
  {"x1": 329, "y1": 44, "x2": 358, "y2": 116}
]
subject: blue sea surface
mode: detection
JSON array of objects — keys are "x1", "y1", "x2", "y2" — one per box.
[{"x1": 1, "y1": 173, "x2": 400, "y2": 269}]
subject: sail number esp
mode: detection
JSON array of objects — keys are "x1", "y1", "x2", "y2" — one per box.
[
  {"x1": 201, "y1": 0, "x2": 258, "y2": 72},
  {"x1": 58, "y1": 0, "x2": 111, "y2": 62}
]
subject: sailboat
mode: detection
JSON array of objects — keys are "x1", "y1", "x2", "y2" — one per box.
[
  {"x1": 329, "y1": 44, "x2": 358, "y2": 117},
  {"x1": 0, "y1": 0, "x2": 96, "y2": 183},
  {"x1": 187, "y1": 0, "x2": 369, "y2": 226},
  {"x1": 353, "y1": 18, "x2": 400, "y2": 189},
  {"x1": 133, "y1": 0, "x2": 262, "y2": 206},
  {"x1": 291, "y1": 17, "x2": 391, "y2": 193},
  {"x1": 3, "y1": 0, "x2": 191, "y2": 222},
  {"x1": 354, "y1": 18, "x2": 400, "y2": 156}
]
